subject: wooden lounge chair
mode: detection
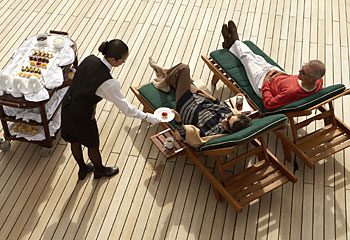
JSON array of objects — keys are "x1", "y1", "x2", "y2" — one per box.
[
  {"x1": 130, "y1": 82, "x2": 296, "y2": 212},
  {"x1": 202, "y1": 41, "x2": 350, "y2": 168}
]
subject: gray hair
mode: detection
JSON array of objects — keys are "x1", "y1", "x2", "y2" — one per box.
[{"x1": 308, "y1": 60, "x2": 326, "y2": 79}]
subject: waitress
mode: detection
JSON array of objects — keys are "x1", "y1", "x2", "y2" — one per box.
[{"x1": 61, "y1": 39, "x2": 161, "y2": 180}]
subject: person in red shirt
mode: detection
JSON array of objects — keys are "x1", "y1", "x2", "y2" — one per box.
[{"x1": 221, "y1": 20, "x2": 325, "y2": 110}]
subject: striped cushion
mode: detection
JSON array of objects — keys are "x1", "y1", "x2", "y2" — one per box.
[
  {"x1": 210, "y1": 41, "x2": 346, "y2": 114},
  {"x1": 137, "y1": 82, "x2": 287, "y2": 150}
]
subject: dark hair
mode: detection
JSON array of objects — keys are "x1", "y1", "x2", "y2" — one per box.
[
  {"x1": 98, "y1": 39, "x2": 129, "y2": 60},
  {"x1": 229, "y1": 114, "x2": 252, "y2": 133}
]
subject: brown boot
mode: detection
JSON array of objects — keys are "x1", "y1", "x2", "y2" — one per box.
[
  {"x1": 221, "y1": 24, "x2": 234, "y2": 49},
  {"x1": 228, "y1": 20, "x2": 239, "y2": 43}
]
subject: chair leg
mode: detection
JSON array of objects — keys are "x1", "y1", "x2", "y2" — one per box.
[
  {"x1": 212, "y1": 185, "x2": 222, "y2": 202},
  {"x1": 281, "y1": 139, "x2": 292, "y2": 162},
  {"x1": 274, "y1": 130, "x2": 292, "y2": 162},
  {"x1": 212, "y1": 74, "x2": 219, "y2": 86}
]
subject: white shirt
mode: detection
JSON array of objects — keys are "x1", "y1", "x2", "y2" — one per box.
[
  {"x1": 79, "y1": 55, "x2": 147, "y2": 120},
  {"x1": 297, "y1": 79, "x2": 317, "y2": 92}
]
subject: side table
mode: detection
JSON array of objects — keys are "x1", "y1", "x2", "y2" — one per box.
[{"x1": 150, "y1": 128, "x2": 187, "y2": 160}]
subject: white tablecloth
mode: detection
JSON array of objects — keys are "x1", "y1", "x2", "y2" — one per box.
[{"x1": 1, "y1": 34, "x2": 75, "y2": 102}]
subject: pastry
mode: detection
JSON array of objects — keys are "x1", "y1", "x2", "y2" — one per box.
[{"x1": 161, "y1": 112, "x2": 168, "y2": 119}]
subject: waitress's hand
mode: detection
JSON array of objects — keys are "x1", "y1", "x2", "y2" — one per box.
[{"x1": 145, "y1": 113, "x2": 162, "y2": 124}]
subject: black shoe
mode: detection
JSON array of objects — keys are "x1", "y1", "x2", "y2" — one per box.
[
  {"x1": 94, "y1": 167, "x2": 119, "y2": 179},
  {"x1": 78, "y1": 162, "x2": 94, "y2": 180}
]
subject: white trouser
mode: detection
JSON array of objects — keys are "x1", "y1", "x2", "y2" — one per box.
[{"x1": 229, "y1": 41, "x2": 282, "y2": 98}]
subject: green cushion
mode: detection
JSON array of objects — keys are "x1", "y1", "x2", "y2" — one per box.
[
  {"x1": 199, "y1": 114, "x2": 287, "y2": 151},
  {"x1": 137, "y1": 83, "x2": 287, "y2": 150},
  {"x1": 210, "y1": 41, "x2": 346, "y2": 114}
]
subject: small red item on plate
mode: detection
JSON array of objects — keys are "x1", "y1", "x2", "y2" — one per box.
[{"x1": 161, "y1": 112, "x2": 168, "y2": 118}]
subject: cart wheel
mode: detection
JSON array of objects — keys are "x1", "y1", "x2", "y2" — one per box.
[
  {"x1": 0, "y1": 139, "x2": 11, "y2": 152},
  {"x1": 39, "y1": 147, "x2": 51, "y2": 157}
]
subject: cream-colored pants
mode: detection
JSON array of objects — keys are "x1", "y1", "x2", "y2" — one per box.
[{"x1": 229, "y1": 41, "x2": 282, "y2": 98}]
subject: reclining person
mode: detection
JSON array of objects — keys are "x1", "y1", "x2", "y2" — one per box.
[
  {"x1": 149, "y1": 60, "x2": 252, "y2": 147},
  {"x1": 221, "y1": 20, "x2": 325, "y2": 110}
]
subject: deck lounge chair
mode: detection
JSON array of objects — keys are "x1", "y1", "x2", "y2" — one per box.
[
  {"x1": 131, "y1": 83, "x2": 296, "y2": 212},
  {"x1": 202, "y1": 41, "x2": 350, "y2": 168}
]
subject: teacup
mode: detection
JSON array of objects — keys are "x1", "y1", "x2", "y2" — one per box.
[
  {"x1": 0, "y1": 73, "x2": 13, "y2": 90},
  {"x1": 36, "y1": 33, "x2": 48, "y2": 46},
  {"x1": 164, "y1": 137, "x2": 174, "y2": 149},
  {"x1": 28, "y1": 76, "x2": 42, "y2": 92},
  {"x1": 53, "y1": 37, "x2": 65, "y2": 49}
]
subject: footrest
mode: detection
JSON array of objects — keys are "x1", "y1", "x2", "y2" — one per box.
[
  {"x1": 225, "y1": 160, "x2": 290, "y2": 207},
  {"x1": 150, "y1": 128, "x2": 187, "y2": 160},
  {"x1": 299, "y1": 126, "x2": 350, "y2": 164}
]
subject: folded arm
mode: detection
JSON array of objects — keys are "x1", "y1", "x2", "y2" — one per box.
[{"x1": 261, "y1": 82, "x2": 297, "y2": 110}]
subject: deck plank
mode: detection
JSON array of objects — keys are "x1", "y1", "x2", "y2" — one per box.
[{"x1": 0, "y1": 0, "x2": 350, "y2": 239}]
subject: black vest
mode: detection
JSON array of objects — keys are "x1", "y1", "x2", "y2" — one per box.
[{"x1": 64, "y1": 55, "x2": 112, "y2": 119}]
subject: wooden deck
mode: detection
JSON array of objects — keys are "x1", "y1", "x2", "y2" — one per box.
[{"x1": 0, "y1": 0, "x2": 350, "y2": 239}]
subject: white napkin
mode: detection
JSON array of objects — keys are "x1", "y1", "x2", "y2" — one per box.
[
  {"x1": 55, "y1": 46, "x2": 75, "y2": 66},
  {"x1": 43, "y1": 65, "x2": 64, "y2": 89},
  {"x1": 4, "y1": 86, "x2": 68, "y2": 123},
  {"x1": 24, "y1": 88, "x2": 49, "y2": 102}
]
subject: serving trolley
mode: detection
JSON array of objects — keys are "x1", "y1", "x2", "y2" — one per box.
[{"x1": 0, "y1": 31, "x2": 78, "y2": 156}]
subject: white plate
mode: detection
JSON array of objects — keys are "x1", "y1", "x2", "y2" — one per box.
[{"x1": 154, "y1": 107, "x2": 175, "y2": 122}]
